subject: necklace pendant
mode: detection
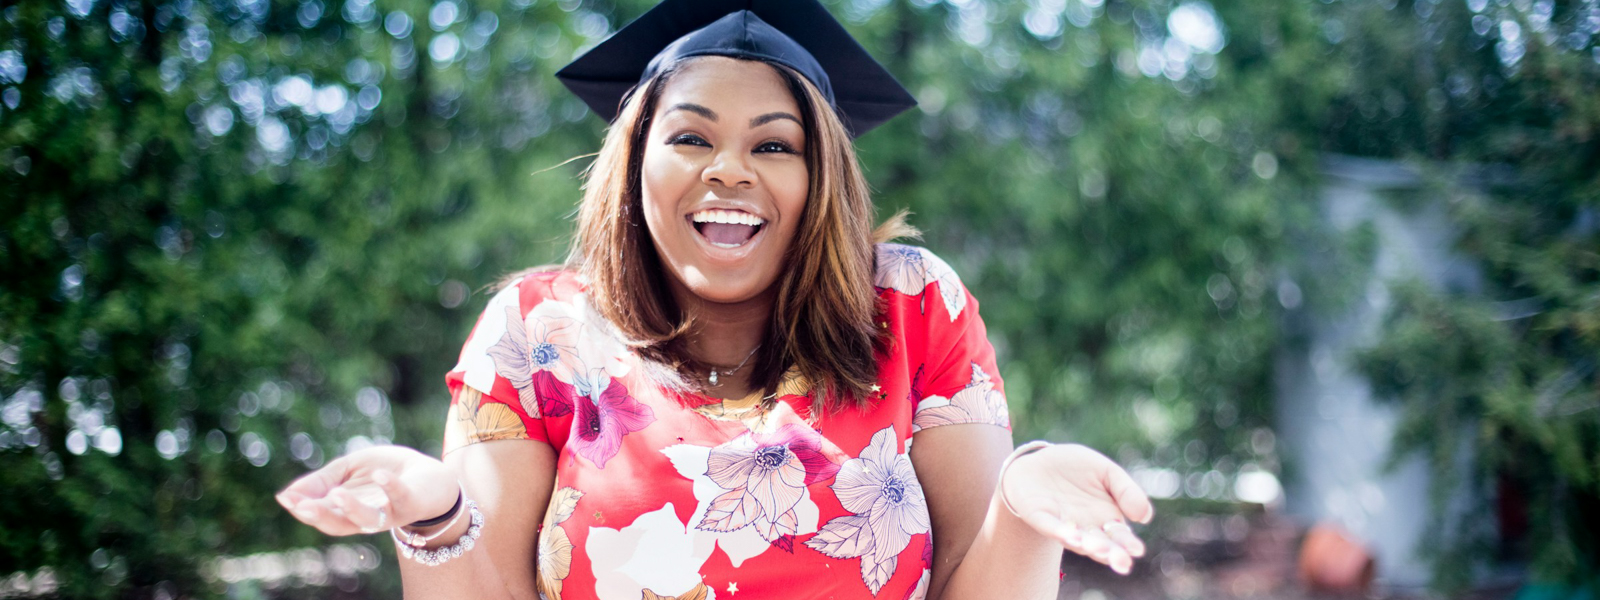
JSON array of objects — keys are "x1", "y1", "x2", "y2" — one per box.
[{"x1": 709, "y1": 370, "x2": 719, "y2": 386}]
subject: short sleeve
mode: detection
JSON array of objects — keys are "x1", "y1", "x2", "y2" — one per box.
[
  {"x1": 442, "y1": 273, "x2": 573, "y2": 455},
  {"x1": 875, "y1": 244, "x2": 1011, "y2": 434}
]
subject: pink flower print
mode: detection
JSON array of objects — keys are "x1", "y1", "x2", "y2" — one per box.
[
  {"x1": 485, "y1": 302, "x2": 582, "y2": 418},
  {"x1": 698, "y1": 424, "x2": 840, "y2": 543},
  {"x1": 570, "y1": 370, "x2": 655, "y2": 469},
  {"x1": 531, "y1": 371, "x2": 575, "y2": 418},
  {"x1": 873, "y1": 244, "x2": 967, "y2": 321},
  {"x1": 906, "y1": 365, "x2": 924, "y2": 406},
  {"x1": 912, "y1": 362, "x2": 1010, "y2": 432},
  {"x1": 806, "y1": 427, "x2": 930, "y2": 595}
]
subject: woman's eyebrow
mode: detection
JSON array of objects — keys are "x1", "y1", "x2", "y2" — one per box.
[
  {"x1": 751, "y1": 112, "x2": 801, "y2": 128},
  {"x1": 665, "y1": 103, "x2": 717, "y2": 121}
]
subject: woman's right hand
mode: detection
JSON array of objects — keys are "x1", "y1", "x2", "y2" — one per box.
[{"x1": 275, "y1": 445, "x2": 458, "y2": 537}]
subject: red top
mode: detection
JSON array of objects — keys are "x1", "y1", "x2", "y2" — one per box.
[{"x1": 443, "y1": 243, "x2": 1010, "y2": 600}]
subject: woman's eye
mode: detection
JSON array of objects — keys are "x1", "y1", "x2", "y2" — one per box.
[
  {"x1": 756, "y1": 141, "x2": 797, "y2": 154},
  {"x1": 669, "y1": 134, "x2": 709, "y2": 147}
]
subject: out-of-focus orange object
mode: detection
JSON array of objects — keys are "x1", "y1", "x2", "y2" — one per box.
[{"x1": 1297, "y1": 523, "x2": 1375, "y2": 593}]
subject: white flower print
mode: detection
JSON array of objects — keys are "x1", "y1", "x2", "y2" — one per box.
[
  {"x1": 874, "y1": 244, "x2": 967, "y2": 321},
  {"x1": 485, "y1": 301, "x2": 581, "y2": 418},
  {"x1": 452, "y1": 283, "x2": 522, "y2": 395},
  {"x1": 698, "y1": 424, "x2": 840, "y2": 546},
  {"x1": 912, "y1": 362, "x2": 1010, "y2": 432},
  {"x1": 903, "y1": 569, "x2": 929, "y2": 600},
  {"x1": 570, "y1": 294, "x2": 633, "y2": 380},
  {"x1": 805, "y1": 427, "x2": 930, "y2": 595},
  {"x1": 468, "y1": 291, "x2": 633, "y2": 420},
  {"x1": 585, "y1": 503, "x2": 723, "y2": 600}
]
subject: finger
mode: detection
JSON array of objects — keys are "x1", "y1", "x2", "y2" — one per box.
[
  {"x1": 1102, "y1": 464, "x2": 1155, "y2": 525},
  {"x1": 290, "y1": 498, "x2": 365, "y2": 537},
  {"x1": 1017, "y1": 508, "x2": 1086, "y2": 553},
  {"x1": 370, "y1": 469, "x2": 420, "y2": 523},
  {"x1": 1105, "y1": 544, "x2": 1134, "y2": 575},
  {"x1": 1074, "y1": 527, "x2": 1116, "y2": 566},
  {"x1": 1092, "y1": 522, "x2": 1138, "y2": 575},
  {"x1": 1102, "y1": 520, "x2": 1146, "y2": 558},
  {"x1": 279, "y1": 455, "x2": 355, "y2": 501},
  {"x1": 327, "y1": 485, "x2": 391, "y2": 534},
  {"x1": 275, "y1": 490, "x2": 302, "y2": 512},
  {"x1": 1077, "y1": 526, "x2": 1134, "y2": 574}
]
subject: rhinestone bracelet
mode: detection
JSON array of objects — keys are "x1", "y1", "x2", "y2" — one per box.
[{"x1": 392, "y1": 498, "x2": 484, "y2": 566}]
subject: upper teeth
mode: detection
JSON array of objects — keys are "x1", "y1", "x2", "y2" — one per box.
[{"x1": 691, "y1": 209, "x2": 765, "y2": 227}]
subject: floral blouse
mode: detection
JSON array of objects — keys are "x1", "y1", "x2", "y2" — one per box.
[{"x1": 442, "y1": 244, "x2": 1011, "y2": 600}]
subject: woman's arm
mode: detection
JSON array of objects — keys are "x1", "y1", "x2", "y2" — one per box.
[
  {"x1": 910, "y1": 425, "x2": 1152, "y2": 600},
  {"x1": 402, "y1": 440, "x2": 556, "y2": 599},
  {"x1": 278, "y1": 440, "x2": 556, "y2": 600}
]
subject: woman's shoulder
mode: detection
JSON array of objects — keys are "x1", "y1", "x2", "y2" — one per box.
[
  {"x1": 871, "y1": 242, "x2": 970, "y2": 322},
  {"x1": 487, "y1": 267, "x2": 587, "y2": 309}
]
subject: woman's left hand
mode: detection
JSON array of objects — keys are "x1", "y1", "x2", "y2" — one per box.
[{"x1": 1000, "y1": 443, "x2": 1154, "y2": 575}]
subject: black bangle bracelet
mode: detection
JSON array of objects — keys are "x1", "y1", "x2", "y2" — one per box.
[{"x1": 409, "y1": 488, "x2": 463, "y2": 529}]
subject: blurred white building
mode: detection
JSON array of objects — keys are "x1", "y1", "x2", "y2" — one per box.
[{"x1": 1275, "y1": 154, "x2": 1488, "y2": 591}]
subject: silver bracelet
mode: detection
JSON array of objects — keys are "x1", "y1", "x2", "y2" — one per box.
[
  {"x1": 998, "y1": 440, "x2": 1052, "y2": 517},
  {"x1": 392, "y1": 484, "x2": 467, "y2": 548},
  {"x1": 392, "y1": 498, "x2": 484, "y2": 566}
]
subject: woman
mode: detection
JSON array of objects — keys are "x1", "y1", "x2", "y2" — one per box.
[{"x1": 277, "y1": 1, "x2": 1153, "y2": 598}]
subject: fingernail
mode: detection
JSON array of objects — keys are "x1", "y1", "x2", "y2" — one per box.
[{"x1": 1057, "y1": 522, "x2": 1081, "y2": 545}]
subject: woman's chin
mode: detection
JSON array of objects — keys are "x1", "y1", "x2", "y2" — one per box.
[{"x1": 673, "y1": 267, "x2": 779, "y2": 306}]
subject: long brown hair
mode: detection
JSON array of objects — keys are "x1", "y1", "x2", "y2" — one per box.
[{"x1": 564, "y1": 57, "x2": 915, "y2": 413}]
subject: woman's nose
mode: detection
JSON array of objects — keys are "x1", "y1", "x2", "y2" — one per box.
[{"x1": 702, "y1": 150, "x2": 755, "y2": 189}]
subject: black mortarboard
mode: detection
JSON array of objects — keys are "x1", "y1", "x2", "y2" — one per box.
[{"x1": 556, "y1": 0, "x2": 917, "y2": 137}]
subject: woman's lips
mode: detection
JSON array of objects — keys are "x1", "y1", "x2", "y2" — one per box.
[
  {"x1": 697, "y1": 222, "x2": 760, "y2": 247},
  {"x1": 689, "y1": 208, "x2": 766, "y2": 249}
]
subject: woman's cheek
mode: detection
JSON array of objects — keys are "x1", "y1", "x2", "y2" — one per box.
[
  {"x1": 639, "y1": 153, "x2": 691, "y2": 237},
  {"x1": 771, "y1": 163, "x2": 809, "y2": 231}
]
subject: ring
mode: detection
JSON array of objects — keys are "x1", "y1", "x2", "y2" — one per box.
[{"x1": 360, "y1": 508, "x2": 388, "y2": 534}]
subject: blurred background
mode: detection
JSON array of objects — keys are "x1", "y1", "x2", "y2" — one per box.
[{"x1": 2, "y1": 0, "x2": 1597, "y2": 598}]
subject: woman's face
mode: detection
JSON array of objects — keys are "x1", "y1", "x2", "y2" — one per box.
[{"x1": 640, "y1": 57, "x2": 809, "y2": 306}]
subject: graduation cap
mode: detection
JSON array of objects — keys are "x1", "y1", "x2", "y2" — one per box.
[{"x1": 556, "y1": 0, "x2": 917, "y2": 137}]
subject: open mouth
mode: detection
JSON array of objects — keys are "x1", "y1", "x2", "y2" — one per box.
[{"x1": 690, "y1": 209, "x2": 766, "y2": 249}]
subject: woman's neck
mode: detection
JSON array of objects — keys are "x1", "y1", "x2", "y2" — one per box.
[{"x1": 668, "y1": 282, "x2": 774, "y2": 398}]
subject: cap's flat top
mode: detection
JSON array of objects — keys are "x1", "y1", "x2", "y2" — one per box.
[{"x1": 556, "y1": 0, "x2": 916, "y2": 136}]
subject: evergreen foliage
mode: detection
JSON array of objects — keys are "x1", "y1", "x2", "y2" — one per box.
[{"x1": 1325, "y1": 0, "x2": 1600, "y2": 588}]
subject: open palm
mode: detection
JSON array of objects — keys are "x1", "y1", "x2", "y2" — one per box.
[{"x1": 1001, "y1": 443, "x2": 1154, "y2": 574}]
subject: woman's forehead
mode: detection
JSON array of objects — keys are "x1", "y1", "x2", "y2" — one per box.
[{"x1": 656, "y1": 57, "x2": 800, "y2": 118}]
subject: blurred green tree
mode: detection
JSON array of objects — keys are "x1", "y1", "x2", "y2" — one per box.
[
  {"x1": 1331, "y1": 0, "x2": 1600, "y2": 589},
  {"x1": 1, "y1": 0, "x2": 601, "y2": 596}
]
